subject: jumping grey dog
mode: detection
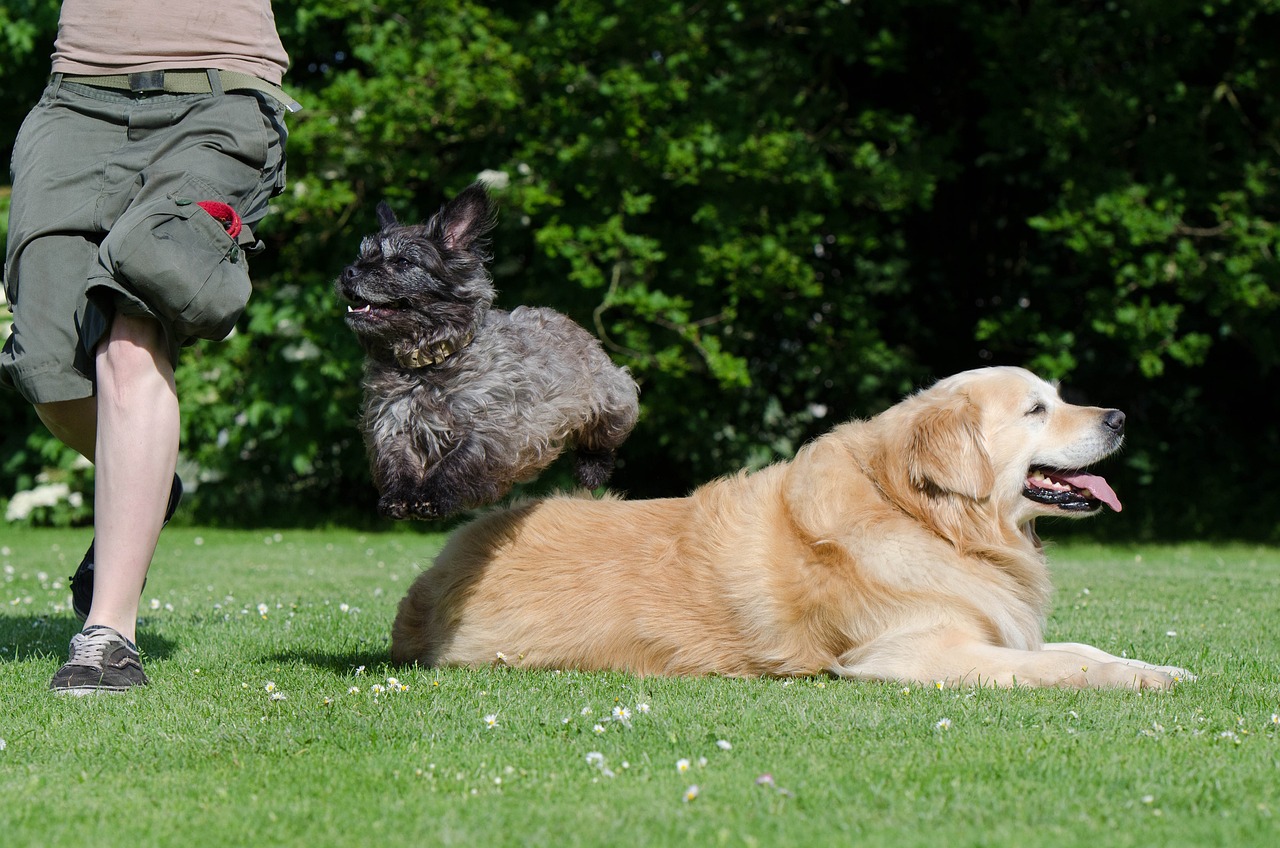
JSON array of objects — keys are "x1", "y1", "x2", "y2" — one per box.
[{"x1": 336, "y1": 183, "x2": 640, "y2": 520}]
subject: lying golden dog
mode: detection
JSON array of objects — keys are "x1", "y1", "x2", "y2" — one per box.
[{"x1": 391, "y1": 366, "x2": 1194, "y2": 689}]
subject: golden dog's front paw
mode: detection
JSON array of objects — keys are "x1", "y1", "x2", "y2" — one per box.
[
  {"x1": 1154, "y1": 665, "x2": 1197, "y2": 684},
  {"x1": 1085, "y1": 662, "x2": 1182, "y2": 690}
]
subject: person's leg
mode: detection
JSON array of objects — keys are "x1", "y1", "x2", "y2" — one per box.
[
  {"x1": 81, "y1": 312, "x2": 180, "y2": 644},
  {"x1": 34, "y1": 398, "x2": 97, "y2": 460}
]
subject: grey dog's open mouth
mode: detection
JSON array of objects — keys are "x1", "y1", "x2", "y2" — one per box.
[
  {"x1": 344, "y1": 299, "x2": 400, "y2": 320},
  {"x1": 1022, "y1": 467, "x2": 1122, "y2": 513}
]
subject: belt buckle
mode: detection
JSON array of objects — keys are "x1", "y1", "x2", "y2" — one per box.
[{"x1": 127, "y1": 70, "x2": 166, "y2": 94}]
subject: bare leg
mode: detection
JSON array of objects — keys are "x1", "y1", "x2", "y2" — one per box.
[
  {"x1": 82, "y1": 313, "x2": 179, "y2": 643},
  {"x1": 34, "y1": 397, "x2": 97, "y2": 461}
]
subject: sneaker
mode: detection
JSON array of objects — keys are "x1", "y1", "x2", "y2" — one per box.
[
  {"x1": 49, "y1": 625, "x2": 149, "y2": 695},
  {"x1": 70, "y1": 474, "x2": 183, "y2": 622}
]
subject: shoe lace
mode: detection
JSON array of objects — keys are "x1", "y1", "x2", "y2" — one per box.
[{"x1": 67, "y1": 628, "x2": 127, "y2": 667}]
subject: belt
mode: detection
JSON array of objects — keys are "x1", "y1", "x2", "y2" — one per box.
[{"x1": 60, "y1": 69, "x2": 302, "y2": 113}]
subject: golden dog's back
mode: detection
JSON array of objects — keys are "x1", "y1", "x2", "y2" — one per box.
[{"x1": 389, "y1": 469, "x2": 832, "y2": 676}]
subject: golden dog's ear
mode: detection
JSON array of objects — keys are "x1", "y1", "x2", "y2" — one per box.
[{"x1": 905, "y1": 395, "x2": 995, "y2": 500}]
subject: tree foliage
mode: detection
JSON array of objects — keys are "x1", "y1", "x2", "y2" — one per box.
[{"x1": 2, "y1": 0, "x2": 1278, "y2": 539}]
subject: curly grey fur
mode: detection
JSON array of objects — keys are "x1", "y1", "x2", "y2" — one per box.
[{"x1": 336, "y1": 183, "x2": 640, "y2": 519}]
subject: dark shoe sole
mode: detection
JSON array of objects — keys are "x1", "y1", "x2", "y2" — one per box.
[{"x1": 51, "y1": 683, "x2": 137, "y2": 696}]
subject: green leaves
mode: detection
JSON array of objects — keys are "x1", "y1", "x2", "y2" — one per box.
[{"x1": 2, "y1": 0, "x2": 1277, "y2": 536}]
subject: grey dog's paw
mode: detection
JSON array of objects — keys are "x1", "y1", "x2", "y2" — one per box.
[
  {"x1": 378, "y1": 486, "x2": 455, "y2": 521},
  {"x1": 377, "y1": 495, "x2": 414, "y2": 520},
  {"x1": 574, "y1": 449, "x2": 616, "y2": 490},
  {"x1": 378, "y1": 494, "x2": 438, "y2": 521}
]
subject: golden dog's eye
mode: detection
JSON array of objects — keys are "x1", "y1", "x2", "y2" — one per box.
[{"x1": 1027, "y1": 403, "x2": 1047, "y2": 416}]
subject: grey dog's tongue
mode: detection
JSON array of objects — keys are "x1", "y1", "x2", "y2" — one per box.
[{"x1": 1060, "y1": 472, "x2": 1122, "y2": 512}]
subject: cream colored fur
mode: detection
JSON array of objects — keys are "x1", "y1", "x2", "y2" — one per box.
[{"x1": 391, "y1": 366, "x2": 1195, "y2": 689}]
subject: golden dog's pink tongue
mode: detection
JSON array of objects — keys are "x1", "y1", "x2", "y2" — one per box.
[{"x1": 1060, "y1": 472, "x2": 1122, "y2": 512}]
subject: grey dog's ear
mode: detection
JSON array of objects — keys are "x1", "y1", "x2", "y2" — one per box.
[
  {"x1": 376, "y1": 201, "x2": 399, "y2": 230},
  {"x1": 430, "y1": 183, "x2": 498, "y2": 252},
  {"x1": 905, "y1": 394, "x2": 995, "y2": 501}
]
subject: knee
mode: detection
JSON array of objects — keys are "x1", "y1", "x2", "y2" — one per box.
[{"x1": 95, "y1": 315, "x2": 172, "y2": 391}]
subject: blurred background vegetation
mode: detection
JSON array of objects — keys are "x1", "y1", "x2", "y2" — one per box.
[{"x1": 2, "y1": 0, "x2": 1277, "y2": 540}]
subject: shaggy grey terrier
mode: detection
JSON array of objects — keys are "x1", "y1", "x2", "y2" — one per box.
[{"x1": 336, "y1": 183, "x2": 640, "y2": 520}]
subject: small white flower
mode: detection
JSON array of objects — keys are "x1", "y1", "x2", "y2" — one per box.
[
  {"x1": 676, "y1": 758, "x2": 690, "y2": 774},
  {"x1": 264, "y1": 681, "x2": 276, "y2": 693},
  {"x1": 355, "y1": 665, "x2": 366, "y2": 676},
  {"x1": 484, "y1": 714, "x2": 499, "y2": 730},
  {"x1": 581, "y1": 706, "x2": 593, "y2": 716},
  {"x1": 586, "y1": 752, "x2": 605, "y2": 766},
  {"x1": 592, "y1": 724, "x2": 606, "y2": 734},
  {"x1": 348, "y1": 686, "x2": 360, "y2": 694},
  {"x1": 0, "y1": 738, "x2": 7, "y2": 751},
  {"x1": 149, "y1": 599, "x2": 161, "y2": 610},
  {"x1": 612, "y1": 706, "x2": 632, "y2": 723},
  {"x1": 370, "y1": 684, "x2": 385, "y2": 695},
  {"x1": 683, "y1": 785, "x2": 700, "y2": 803},
  {"x1": 257, "y1": 602, "x2": 269, "y2": 617},
  {"x1": 716, "y1": 739, "x2": 732, "y2": 751},
  {"x1": 270, "y1": 692, "x2": 286, "y2": 701},
  {"x1": 339, "y1": 603, "x2": 350, "y2": 613},
  {"x1": 935, "y1": 717, "x2": 952, "y2": 730},
  {"x1": 636, "y1": 702, "x2": 651, "y2": 714}
]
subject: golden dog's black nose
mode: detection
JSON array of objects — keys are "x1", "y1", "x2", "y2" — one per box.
[{"x1": 1103, "y1": 409, "x2": 1125, "y2": 434}]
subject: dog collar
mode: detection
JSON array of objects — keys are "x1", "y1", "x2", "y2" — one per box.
[{"x1": 394, "y1": 331, "x2": 476, "y2": 369}]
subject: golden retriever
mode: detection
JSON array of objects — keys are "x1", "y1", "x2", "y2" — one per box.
[{"x1": 391, "y1": 366, "x2": 1194, "y2": 689}]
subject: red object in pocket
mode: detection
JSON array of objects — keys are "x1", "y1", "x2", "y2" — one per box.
[{"x1": 196, "y1": 201, "x2": 243, "y2": 238}]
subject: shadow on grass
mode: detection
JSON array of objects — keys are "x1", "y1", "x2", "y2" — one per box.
[
  {"x1": 0, "y1": 613, "x2": 177, "y2": 662},
  {"x1": 265, "y1": 647, "x2": 396, "y2": 677}
]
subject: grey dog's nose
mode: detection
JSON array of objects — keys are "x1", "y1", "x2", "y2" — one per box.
[{"x1": 1103, "y1": 409, "x2": 1125, "y2": 434}]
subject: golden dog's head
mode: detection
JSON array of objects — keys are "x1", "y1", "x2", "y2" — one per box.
[{"x1": 879, "y1": 366, "x2": 1125, "y2": 526}]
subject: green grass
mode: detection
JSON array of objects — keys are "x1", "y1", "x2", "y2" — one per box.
[{"x1": 2, "y1": 527, "x2": 1278, "y2": 847}]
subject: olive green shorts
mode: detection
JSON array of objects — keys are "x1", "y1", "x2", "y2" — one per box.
[{"x1": 0, "y1": 76, "x2": 288, "y2": 404}]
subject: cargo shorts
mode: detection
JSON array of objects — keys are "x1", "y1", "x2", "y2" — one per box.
[{"x1": 0, "y1": 75, "x2": 288, "y2": 404}]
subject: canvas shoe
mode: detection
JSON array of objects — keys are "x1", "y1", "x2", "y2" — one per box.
[
  {"x1": 70, "y1": 474, "x2": 183, "y2": 621},
  {"x1": 49, "y1": 625, "x2": 149, "y2": 695}
]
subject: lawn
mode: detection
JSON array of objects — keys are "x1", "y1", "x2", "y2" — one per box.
[{"x1": 1, "y1": 526, "x2": 1277, "y2": 847}]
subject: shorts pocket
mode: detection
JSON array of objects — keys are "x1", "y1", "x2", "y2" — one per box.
[{"x1": 96, "y1": 193, "x2": 252, "y2": 341}]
